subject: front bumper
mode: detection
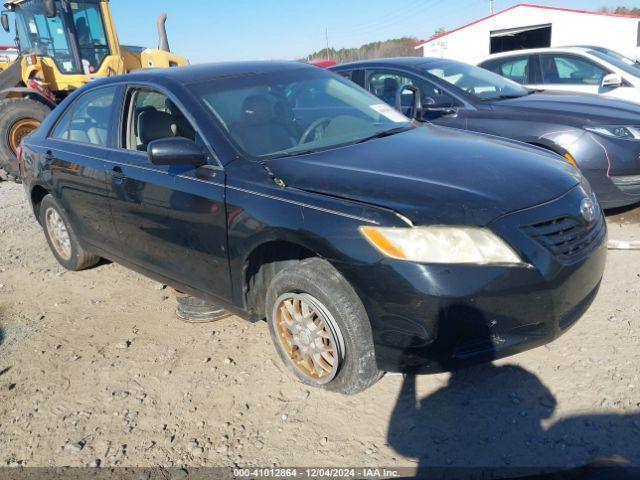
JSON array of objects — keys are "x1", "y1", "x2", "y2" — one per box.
[{"x1": 340, "y1": 186, "x2": 607, "y2": 373}]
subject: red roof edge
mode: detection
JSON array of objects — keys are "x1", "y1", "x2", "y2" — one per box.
[{"x1": 415, "y1": 3, "x2": 640, "y2": 48}]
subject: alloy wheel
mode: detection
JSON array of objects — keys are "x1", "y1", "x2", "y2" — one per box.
[
  {"x1": 273, "y1": 292, "x2": 345, "y2": 384},
  {"x1": 45, "y1": 207, "x2": 72, "y2": 261}
]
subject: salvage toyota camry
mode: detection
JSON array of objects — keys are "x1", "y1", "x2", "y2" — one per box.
[{"x1": 19, "y1": 62, "x2": 607, "y2": 394}]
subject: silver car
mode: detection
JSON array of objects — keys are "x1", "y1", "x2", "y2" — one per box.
[{"x1": 477, "y1": 46, "x2": 640, "y2": 104}]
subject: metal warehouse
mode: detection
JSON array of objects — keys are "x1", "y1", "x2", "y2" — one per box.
[{"x1": 415, "y1": 3, "x2": 640, "y2": 63}]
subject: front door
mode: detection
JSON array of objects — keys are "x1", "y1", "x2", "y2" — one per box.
[
  {"x1": 536, "y1": 53, "x2": 608, "y2": 95},
  {"x1": 364, "y1": 69, "x2": 467, "y2": 130},
  {"x1": 107, "y1": 88, "x2": 231, "y2": 301}
]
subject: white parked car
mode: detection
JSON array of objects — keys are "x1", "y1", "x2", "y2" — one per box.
[{"x1": 476, "y1": 46, "x2": 640, "y2": 104}]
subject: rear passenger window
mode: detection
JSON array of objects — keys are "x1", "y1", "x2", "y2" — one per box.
[
  {"x1": 484, "y1": 56, "x2": 530, "y2": 84},
  {"x1": 125, "y1": 90, "x2": 196, "y2": 152},
  {"x1": 51, "y1": 86, "x2": 117, "y2": 146}
]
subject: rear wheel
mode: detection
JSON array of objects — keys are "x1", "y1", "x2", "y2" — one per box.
[
  {"x1": 39, "y1": 195, "x2": 100, "y2": 271},
  {"x1": 0, "y1": 98, "x2": 51, "y2": 178},
  {"x1": 266, "y1": 258, "x2": 381, "y2": 394}
]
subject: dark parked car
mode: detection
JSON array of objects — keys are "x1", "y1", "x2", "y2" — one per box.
[
  {"x1": 332, "y1": 57, "x2": 640, "y2": 209},
  {"x1": 19, "y1": 62, "x2": 606, "y2": 394}
]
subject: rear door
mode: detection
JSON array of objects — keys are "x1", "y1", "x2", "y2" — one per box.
[
  {"x1": 107, "y1": 86, "x2": 231, "y2": 301},
  {"x1": 45, "y1": 85, "x2": 121, "y2": 253},
  {"x1": 480, "y1": 54, "x2": 535, "y2": 88}
]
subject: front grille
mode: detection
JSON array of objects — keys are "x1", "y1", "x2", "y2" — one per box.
[{"x1": 523, "y1": 213, "x2": 606, "y2": 262}]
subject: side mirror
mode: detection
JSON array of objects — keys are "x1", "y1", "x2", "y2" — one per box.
[
  {"x1": 148, "y1": 137, "x2": 206, "y2": 166},
  {"x1": 43, "y1": 0, "x2": 57, "y2": 18},
  {"x1": 1, "y1": 13, "x2": 9, "y2": 33},
  {"x1": 395, "y1": 84, "x2": 422, "y2": 120},
  {"x1": 601, "y1": 73, "x2": 623, "y2": 89}
]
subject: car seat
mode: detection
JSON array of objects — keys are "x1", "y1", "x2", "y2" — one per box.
[{"x1": 232, "y1": 95, "x2": 296, "y2": 156}]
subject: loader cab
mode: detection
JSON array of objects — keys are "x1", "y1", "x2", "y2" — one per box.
[{"x1": 3, "y1": 0, "x2": 114, "y2": 75}]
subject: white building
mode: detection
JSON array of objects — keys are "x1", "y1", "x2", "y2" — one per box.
[{"x1": 415, "y1": 3, "x2": 640, "y2": 63}]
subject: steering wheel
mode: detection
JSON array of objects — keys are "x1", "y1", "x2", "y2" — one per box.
[{"x1": 299, "y1": 117, "x2": 333, "y2": 145}]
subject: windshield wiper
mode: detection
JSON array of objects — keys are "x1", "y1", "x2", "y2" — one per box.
[
  {"x1": 266, "y1": 148, "x2": 323, "y2": 160},
  {"x1": 265, "y1": 126, "x2": 413, "y2": 159},
  {"x1": 482, "y1": 94, "x2": 529, "y2": 102},
  {"x1": 355, "y1": 126, "x2": 413, "y2": 145}
]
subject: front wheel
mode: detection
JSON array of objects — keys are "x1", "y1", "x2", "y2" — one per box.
[
  {"x1": 0, "y1": 98, "x2": 52, "y2": 178},
  {"x1": 266, "y1": 258, "x2": 381, "y2": 394},
  {"x1": 39, "y1": 195, "x2": 100, "y2": 271}
]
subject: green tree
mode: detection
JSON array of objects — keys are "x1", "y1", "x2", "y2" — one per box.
[
  {"x1": 433, "y1": 27, "x2": 447, "y2": 37},
  {"x1": 600, "y1": 6, "x2": 640, "y2": 15},
  {"x1": 303, "y1": 37, "x2": 420, "y2": 64}
]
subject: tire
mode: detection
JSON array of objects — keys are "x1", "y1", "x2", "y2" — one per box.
[
  {"x1": 0, "y1": 98, "x2": 52, "y2": 178},
  {"x1": 266, "y1": 258, "x2": 381, "y2": 395},
  {"x1": 39, "y1": 195, "x2": 100, "y2": 271}
]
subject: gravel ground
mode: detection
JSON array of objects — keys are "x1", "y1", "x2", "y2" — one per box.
[{"x1": 1, "y1": 180, "x2": 639, "y2": 472}]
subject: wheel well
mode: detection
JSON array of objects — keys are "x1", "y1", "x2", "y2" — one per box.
[
  {"x1": 244, "y1": 241, "x2": 317, "y2": 319},
  {"x1": 527, "y1": 142, "x2": 562, "y2": 156},
  {"x1": 30, "y1": 185, "x2": 49, "y2": 220}
]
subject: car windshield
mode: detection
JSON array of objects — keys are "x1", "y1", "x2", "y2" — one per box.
[
  {"x1": 589, "y1": 49, "x2": 640, "y2": 77},
  {"x1": 14, "y1": 0, "x2": 110, "y2": 74},
  {"x1": 424, "y1": 60, "x2": 530, "y2": 101},
  {"x1": 194, "y1": 67, "x2": 413, "y2": 159}
]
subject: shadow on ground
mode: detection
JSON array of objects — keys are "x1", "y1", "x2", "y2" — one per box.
[
  {"x1": 386, "y1": 307, "x2": 640, "y2": 480},
  {"x1": 605, "y1": 203, "x2": 640, "y2": 225}
]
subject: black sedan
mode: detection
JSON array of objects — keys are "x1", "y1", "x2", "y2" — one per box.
[
  {"x1": 19, "y1": 62, "x2": 606, "y2": 394},
  {"x1": 332, "y1": 57, "x2": 640, "y2": 209}
]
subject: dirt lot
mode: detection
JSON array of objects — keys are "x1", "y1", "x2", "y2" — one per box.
[{"x1": 1, "y1": 180, "x2": 639, "y2": 471}]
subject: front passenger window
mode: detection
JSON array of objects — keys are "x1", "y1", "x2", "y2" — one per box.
[
  {"x1": 368, "y1": 71, "x2": 456, "y2": 115},
  {"x1": 125, "y1": 90, "x2": 196, "y2": 152},
  {"x1": 51, "y1": 86, "x2": 117, "y2": 146},
  {"x1": 541, "y1": 55, "x2": 608, "y2": 85}
]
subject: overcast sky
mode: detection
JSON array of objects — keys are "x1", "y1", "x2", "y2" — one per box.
[{"x1": 0, "y1": 0, "x2": 636, "y2": 63}]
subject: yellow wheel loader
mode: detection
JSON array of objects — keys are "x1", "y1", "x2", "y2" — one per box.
[{"x1": 0, "y1": 0, "x2": 188, "y2": 180}]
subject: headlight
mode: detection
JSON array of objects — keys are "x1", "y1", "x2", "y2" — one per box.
[
  {"x1": 585, "y1": 125, "x2": 640, "y2": 140},
  {"x1": 360, "y1": 226, "x2": 525, "y2": 266}
]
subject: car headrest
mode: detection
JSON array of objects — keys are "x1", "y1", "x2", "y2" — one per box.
[
  {"x1": 138, "y1": 110, "x2": 176, "y2": 145},
  {"x1": 241, "y1": 95, "x2": 272, "y2": 125},
  {"x1": 383, "y1": 77, "x2": 399, "y2": 93},
  {"x1": 165, "y1": 98, "x2": 185, "y2": 117}
]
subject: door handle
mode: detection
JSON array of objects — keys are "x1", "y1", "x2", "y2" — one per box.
[
  {"x1": 111, "y1": 166, "x2": 126, "y2": 181},
  {"x1": 195, "y1": 165, "x2": 218, "y2": 181}
]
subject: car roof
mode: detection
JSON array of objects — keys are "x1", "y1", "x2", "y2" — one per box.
[
  {"x1": 478, "y1": 46, "x2": 594, "y2": 62},
  {"x1": 95, "y1": 61, "x2": 316, "y2": 87},
  {"x1": 335, "y1": 56, "x2": 462, "y2": 69}
]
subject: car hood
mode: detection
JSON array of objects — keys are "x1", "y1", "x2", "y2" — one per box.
[
  {"x1": 491, "y1": 92, "x2": 640, "y2": 125},
  {"x1": 268, "y1": 126, "x2": 581, "y2": 226}
]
